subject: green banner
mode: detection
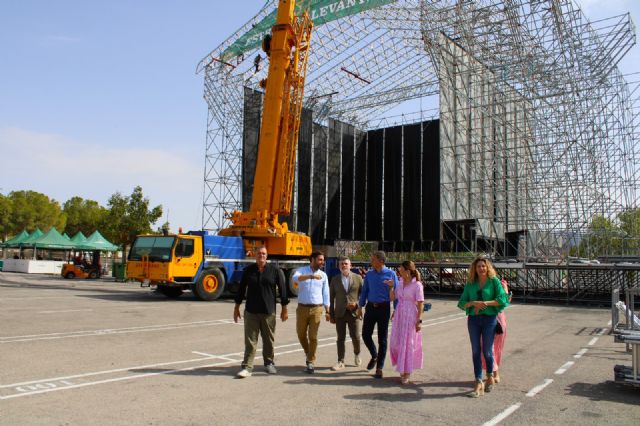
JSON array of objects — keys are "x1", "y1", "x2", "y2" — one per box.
[{"x1": 221, "y1": 0, "x2": 396, "y2": 61}]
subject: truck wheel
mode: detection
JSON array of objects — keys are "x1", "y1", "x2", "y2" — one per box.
[
  {"x1": 88, "y1": 270, "x2": 99, "y2": 279},
  {"x1": 65, "y1": 272, "x2": 75, "y2": 279},
  {"x1": 158, "y1": 285, "x2": 183, "y2": 298},
  {"x1": 285, "y1": 269, "x2": 298, "y2": 298},
  {"x1": 193, "y1": 268, "x2": 225, "y2": 301}
]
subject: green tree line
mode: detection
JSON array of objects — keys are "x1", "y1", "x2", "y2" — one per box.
[
  {"x1": 0, "y1": 186, "x2": 162, "y2": 254},
  {"x1": 574, "y1": 209, "x2": 640, "y2": 258}
]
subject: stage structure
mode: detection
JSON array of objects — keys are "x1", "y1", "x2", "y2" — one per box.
[{"x1": 197, "y1": 0, "x2": 639, "y2": 259}]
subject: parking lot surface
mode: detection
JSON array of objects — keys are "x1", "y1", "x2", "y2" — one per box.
[{"x1": 1, "y1": 272, "x2": 639, "y2": 425}]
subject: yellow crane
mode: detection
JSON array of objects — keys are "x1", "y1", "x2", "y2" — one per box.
[{"x1": 219, "y1": 0, "x2": 314, "y2": 258}]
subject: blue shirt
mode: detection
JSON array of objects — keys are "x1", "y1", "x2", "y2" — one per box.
[
  {"x1": 293, "y1": 265, "x2": 329, "y2": 306},
  {"x1": 359, "y1": 266, "x2": 398, "y2": 306}
]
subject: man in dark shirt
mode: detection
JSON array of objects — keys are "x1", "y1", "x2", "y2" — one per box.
[{"x1": 233, "y1": 246, "x2": 289, "y2": 378}]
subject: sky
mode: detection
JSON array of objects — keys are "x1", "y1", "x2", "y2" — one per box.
[{"x1": 1, "y1": 0, "x2": 638, "y2": 234}]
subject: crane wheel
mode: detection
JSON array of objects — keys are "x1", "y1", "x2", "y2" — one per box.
[
  {"x1": 65, "y1": 272, "x2": 75, "y2": 279},
  {"x1": 193, "y1": 267, "x2": 225, "y2": 301}
]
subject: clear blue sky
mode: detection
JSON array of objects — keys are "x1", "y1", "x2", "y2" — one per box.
[{"x1": 1, "y1": 0, "x2": 638, "y2": 233}]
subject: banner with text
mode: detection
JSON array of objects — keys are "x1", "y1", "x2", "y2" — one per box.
[{"x1": 221, "y1": 0, "x2": 396, "y2": 61}]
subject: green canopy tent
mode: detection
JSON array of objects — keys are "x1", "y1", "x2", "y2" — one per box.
[
  {"x1": 17, "y1": 228, "x2": 44, "y2": 248},
  {"x1": 63, "y1": 232, "x2": 71, "y2": 241},
  {"x1": 70, "y1": 231, "x2": 88, "y2": 245},
  {"x1": 1, "y1": 230, "x2": 30, "y2": 248},
  {"x1": 81, "y1": 231, "x2": 119, "y2": 252},
  {"x1": 28, "y1": 228, "x2": 77, "y2": 250}
]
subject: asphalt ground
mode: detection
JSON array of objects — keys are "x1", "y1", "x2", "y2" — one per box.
[{"x1": 0, "y1": 271, "x2": 639, "y2": 425}]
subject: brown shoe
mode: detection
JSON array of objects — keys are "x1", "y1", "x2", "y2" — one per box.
[{"x1": 374, "y1": 369, "x2": 383, "y2": 379}]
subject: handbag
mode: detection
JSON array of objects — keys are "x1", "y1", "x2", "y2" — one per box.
[{"x1": 495, "y1": 321, "x2": 504, "y2": 335}]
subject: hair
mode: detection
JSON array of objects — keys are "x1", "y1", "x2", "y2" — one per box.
[
  {"x1": 338, "y1": 256, "x2": 350, "y2": 263},
  {"x1": 401, "y1": 260, "x2": 421, "y2": 281},
  {"x1": 372, "y1": 250, "x2": 386, "y2": 264},
  {"x1": 310, "y1": 251, "x2": 324, "y2": 261},
  {"x1": 468, "y1": 256, "x2": 497, "y2": 282}
]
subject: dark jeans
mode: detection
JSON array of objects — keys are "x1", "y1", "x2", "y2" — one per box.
[
  {"x1": 467, "y1": 314, "x2": 497, "y2": 380},
  {"x1": 362, "y1": 302, "x2": 390, "y2": 369}
]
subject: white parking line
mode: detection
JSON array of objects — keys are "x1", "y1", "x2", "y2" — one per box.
[
  {"x1": 554, "y1": 361, "x2": 574, "y2": 375},
  {"x1": 0, "y1": 319, "x2": 237, "y2": 343},
  {"x1": 587, "y1": 337, "x2": 598, "y2": 346},
  {"x1": 526, "y1": 379, "x2": 553, "y2": 397},
  {"x1": 37, "y1": 309, "x2": 94, "y2": 314},
  {"x1": 574, "y1": 348, "x2": 588, "y2": 359},
  {"x1": 0, "y1": 337, "x2": 339, "y2": 400},
  {"x1": 482, "y1": 403, "x2": 522, "y2": 426},
  {"x1": 192, "y1": 351, "x2": 240, "y2": 362}
]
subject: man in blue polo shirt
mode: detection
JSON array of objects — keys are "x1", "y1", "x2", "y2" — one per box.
[{"x1": 357, "y1": 250, "x2": 398, "y2": 379}]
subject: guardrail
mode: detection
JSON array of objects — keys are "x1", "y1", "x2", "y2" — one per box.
[{"x1": 351, "y1": 261, "x2": 640, "y2": 305}]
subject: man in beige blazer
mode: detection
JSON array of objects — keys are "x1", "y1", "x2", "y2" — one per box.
[{"x1": 329, "y1": 256, "x2": 363, "y2": 370}]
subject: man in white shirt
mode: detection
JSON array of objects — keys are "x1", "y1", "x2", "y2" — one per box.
[{"x1": 293, "y1": 251, "x2": 330, "y2": 373}]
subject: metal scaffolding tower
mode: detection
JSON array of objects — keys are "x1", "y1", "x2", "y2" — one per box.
[{"x1": 197, "y1": 0, "x2": 639, "y2": 258}]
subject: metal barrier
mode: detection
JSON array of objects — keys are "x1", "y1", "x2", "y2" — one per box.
[
  {"x1": 352, "y1": 261, "x2": 640, "y2": 305},
  {"x1": 611, "y1": 286, "x2": 640, "y2": 388}
]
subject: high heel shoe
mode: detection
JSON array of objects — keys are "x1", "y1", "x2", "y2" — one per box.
[
  {"x1": 467, "y1": 379, "x2": 484, "y2": 398},
  {"x1": 485, "y1": 376, "x2": 495, "y2": 392}
]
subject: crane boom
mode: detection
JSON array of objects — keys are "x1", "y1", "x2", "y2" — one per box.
[{"x1": 219, "y1": 0, "x2": 313, "y2": 257}]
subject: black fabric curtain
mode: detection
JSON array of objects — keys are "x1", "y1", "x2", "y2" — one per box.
[
  {"x1": 311, "y1": 123, "x2": 327, "y2": 243},
  {"x1": 340, "y1": 124, "x2": 355, "y2": 240},
  {"x1": 353, "y1": 131, "x2": 367, "y2": 240},
  {"x1": 403, "y1": 123, "x2": 422, "y2": 242},
  {"x1": 422, "y1": 119, "x2": 440, "y2": 241},
  {"x1": 296, "y1": 108, "x2": 313, "y2": 234},
  {"x1": 242, "y1": 88, "x2": 262, "y2": 211},
  {"x1": 384, "y1": 125, "x2": 402, "y2": 242},
  {"x1": 326, "y1": 119, "x2": 341, "y2": 243},
  {"x1": 366, "y1": 129, "x2": 384, "y2": 241}
]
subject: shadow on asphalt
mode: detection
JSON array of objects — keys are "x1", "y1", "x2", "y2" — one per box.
[
  {"x1": 566, "y1": 381, "x2": 640, "y2": 405},
  {"x1": 132, "y1": 364, "x2": 470, "y2": 400}
]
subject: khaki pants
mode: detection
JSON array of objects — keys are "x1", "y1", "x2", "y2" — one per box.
[
  {"x1": 335, "y1": 314, "x2": 362, "y2": 362},
  {"x1": 242, "y1": 311, "x2": 276, "y2": 370},
  {"x1": 296, "y1": 305, "x2": 324, "y2": 363}
]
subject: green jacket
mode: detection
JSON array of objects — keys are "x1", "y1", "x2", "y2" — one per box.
[{"x1": 457, "y1": 276, "x2": 509, "y2": 316}]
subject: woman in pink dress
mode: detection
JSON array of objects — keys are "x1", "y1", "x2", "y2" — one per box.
[{"x1": 389, "y1": 260, "x2": 425, "y2": 385}]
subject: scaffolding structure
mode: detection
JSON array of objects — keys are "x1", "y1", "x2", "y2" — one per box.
[{"x1": 197, "y1": 0, "x2": 639, "y2": 259}]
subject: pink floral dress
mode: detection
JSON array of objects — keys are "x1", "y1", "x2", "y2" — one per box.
[{"x1": 389, "y1": 278, "x2": 424, "y2": 374}]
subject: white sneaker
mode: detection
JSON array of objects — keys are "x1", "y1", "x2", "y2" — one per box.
[
  {"x1": 354, "y1": 354, "x2": 362, "y2": 367},
  {"x1": 331, "y1": 361, "x2": 345, "y2": 371},
  {"x1": 265, "y1": 364, "x2": 277, "y2": 374},
  {"x1": 236, "y1": 368, "x2": 252, "y2": 378}
]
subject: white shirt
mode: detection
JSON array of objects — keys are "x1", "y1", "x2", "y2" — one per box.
[{"x1": 341, "y1": 273, "x2": 349, "y2": 293}]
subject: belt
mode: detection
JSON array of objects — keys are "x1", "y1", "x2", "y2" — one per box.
[
  {"x1": 299, "y1": 303, "x2": 323, "y2": 307},
  {"x1": 368, "y1": 301, "x2": 390, "y2": 308}
]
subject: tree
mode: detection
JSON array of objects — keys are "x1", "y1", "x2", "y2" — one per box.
[
  {"x1": 7, "y1": 191, "x2": 65, "y2": 235},
  {"x1": 101, "y1": 186, "x2": 162, "y2": 257},
  {"x1": 617, "y1": 207, "x2": 640, "y2": 253},
  {"x1": 63, "y1": 197, "x2": 108, "y2": 236},
  {"x1": 0, "y1": 194, "x2": 13, "y2": 241}
]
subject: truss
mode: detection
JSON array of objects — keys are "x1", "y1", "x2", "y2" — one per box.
[{"x1": 198, "y1": 0, "x2": 639, "y2": 258}]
